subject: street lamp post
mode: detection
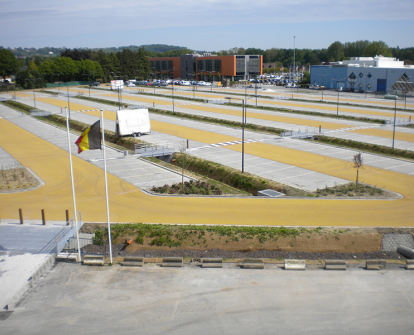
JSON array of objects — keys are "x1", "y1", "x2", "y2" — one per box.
[
  {"x1": 25, "y1": 78, "x2": 36, "y2": 108},
  {"x1": 224, "y1": 95, "x2": 260, "y2": 173},
  {"x1": 392, "y1": 98, "x2": 397, "y2": 149},
  {"x1": 318, "y1": 74, "x2": 329, "y2": 102}
]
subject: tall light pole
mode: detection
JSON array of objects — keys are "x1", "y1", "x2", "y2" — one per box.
[
  {"x1": 333, "y1": 78, "x2": 345, "y2": 115},
  {"x1": 318, "y1": 74, "x2": 329, "y2": 102},
  {"x1": 224, "y1": 95, "x2": 260, "y2": 173},
  {"x1": 293, "y1": 36, "x2": 296, "y2": 83},
  {"x1": 25, "y1": 78, "x2": 36, "y2": 108},
  {"x1": 392, "y1": 98, "x2": 397, "y2": 149}
]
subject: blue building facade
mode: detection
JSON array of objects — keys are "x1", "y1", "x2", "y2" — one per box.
[{"x1": 310, "y1": 65, "x2": 414, "y2": 93}]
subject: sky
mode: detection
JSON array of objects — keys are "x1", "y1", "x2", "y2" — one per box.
[{"x1": 1, "y1": 0, "x2": 414, "y2": 51}]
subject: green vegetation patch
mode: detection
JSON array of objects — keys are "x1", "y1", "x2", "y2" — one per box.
[
  {"x1": 151, "y1": 180, "x2": 223, "y2": 195},
  {"x1": 96, "y1": 223, "x2": 325, "y2": 247},
  {"x1": 316, "y1": 183, "x2": 384, "y2": 197}
]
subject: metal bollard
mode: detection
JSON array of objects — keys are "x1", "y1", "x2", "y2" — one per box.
[
  {"x1": 66, "y1": 210, "x2": 69, "y2": 225},
  {"x1": 41, "y1": 209, "x2": 46, "y2": 225},
  {"x1": 19, "y1": 208, "x2": 23, "y2": 224}
]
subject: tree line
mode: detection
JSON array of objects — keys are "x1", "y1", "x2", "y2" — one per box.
[{"x1": 1, "y1": 40, "x2": 414, "y2": 89}]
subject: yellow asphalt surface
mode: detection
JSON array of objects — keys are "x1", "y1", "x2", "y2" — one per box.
[
  {"x1": 26, "y1": 94, "x2": 414, "y2": 144},
  {"x1": 1, "y1": 117, "x2": 413, "y2": 226}
]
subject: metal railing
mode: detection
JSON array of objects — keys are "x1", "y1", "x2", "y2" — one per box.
[
  {"x1": 37, "y1": 211, "x2": 83, "y2": 254},
  {"x1": 280, "y1": 127, "x2": 318, "y2": 139},
  {"x1": 134, "y1": 142, "x2": 175, "y2": 157}
]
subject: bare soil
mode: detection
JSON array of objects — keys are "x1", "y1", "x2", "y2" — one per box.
[{"x1": 0, "y1": 167, "x2": 40, "y2": 193}]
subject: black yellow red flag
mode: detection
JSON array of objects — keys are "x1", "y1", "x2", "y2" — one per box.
[{"x1": 75, "y1": 120, "x2": 101, "y2": 154}]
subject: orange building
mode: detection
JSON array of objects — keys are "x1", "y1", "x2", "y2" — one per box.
[{"x1": 149, "y1": 54, "x2": 263, "y2": 81}]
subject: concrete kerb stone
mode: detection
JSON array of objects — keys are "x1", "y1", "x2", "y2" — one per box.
[
  {"x1": 83, "y1": 254, "x2": 105, "y2": 266},
  {"x1": 406, "y1": 260, "x2": 414, "y2": 270},
  {"x1": 366, "y1": 260, "x2": 387, "y2": 270},
  {"x1": 285, "y1": 259, "x2": 306, "y2": 270},
  {"x1": 242, "y1": 258, "x2": 264, "y2": 269},
  {"x1": 325, "y1": 259, "x2": 347, "y2": 270},
  {"x1": 122, "y1": 257, "x2": 144, "y2": 267},
  {"x1": 201, "y1": 258, "x2": 223, "y2": 268},
  {"x1": 162, "y1": 257, "x2": 183, "y2": 267},
  {"x1": 30, "y1": 254, "x2": 56, "y2": 287}
]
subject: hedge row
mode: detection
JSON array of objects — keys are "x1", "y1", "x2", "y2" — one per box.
[{"x1": 313, "y1": 135, "x2": 414, "y2": 160}]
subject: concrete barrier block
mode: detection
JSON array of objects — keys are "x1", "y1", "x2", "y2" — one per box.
[
  {"x1": 162, "y1": 257, "x2": 183, "y2": 267},
  {"x1": 201, "y1": 258, "x2": 222, "y2": 268},
  {"x1": 123, "y1": 257, "x2": 144, "y2": 267},
  {"x1": 83, "y1": 255, "x2": 105, "y2": 266},
  {"x1": 243, "y1": 258, "x2": 264, "y2": 269},
  {"x1": 325, "y1": 260, "x2": 347, "y2": 270},
  {"x1": 406, "y1": 260, "x2": 414, "y2": 270},
  {"x1": 366, "y1": 260, "x2": 386, "y2": 270},
  {"x1": 285, "y1": 259, "x2": 306, "y2": 270},
  {"x1": 56, "y1": 253, "x2": 79, "y2": 263}
]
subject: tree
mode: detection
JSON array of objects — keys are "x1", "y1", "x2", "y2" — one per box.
[
  {"x1": 363, "y1": 41, "x2": 392, "y2": 57},
  {"x1": 352, "y1": 152, "x2": 364, "y2": 192},
  {"x1": 177, "y1": 140, "x2": 191, "y2": 190},
  {"x1": 0, "y1": 49, "x2": 20, "y2": 80},
  {"x1": 327, "y1": 41, "x2": 344, "y2": 61}
]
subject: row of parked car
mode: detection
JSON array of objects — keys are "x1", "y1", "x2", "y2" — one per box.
[{"x1": 126, "y1": 80, "x2": 213, "y2": 87}]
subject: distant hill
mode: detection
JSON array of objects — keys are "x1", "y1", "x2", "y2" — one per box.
[{"x1": 5, "y1": 44, "x2": 206, "y2": 57}]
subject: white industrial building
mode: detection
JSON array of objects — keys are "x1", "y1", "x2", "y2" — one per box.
[{"x1": 310, "y1": 56, "x2": 414, "y2": 95}]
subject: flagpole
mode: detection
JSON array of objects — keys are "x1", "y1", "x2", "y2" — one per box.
[
  {"x1": 65, "y1": 107, "x2": 81, "y2": 262},
  {"x1": 101, "y1": 109, "x2": 113, "y2": 263}
]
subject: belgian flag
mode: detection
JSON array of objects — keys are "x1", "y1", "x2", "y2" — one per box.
[{"x1": 75, "y1": 120, "x2": 101, "y2": 154}]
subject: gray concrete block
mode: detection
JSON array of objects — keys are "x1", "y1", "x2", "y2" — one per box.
[
  {"x1": 201, "y1": 258, "x2": 222, "y2": 268},
  {"x1": 406, "y1": 260, "x2": 414, "y2": 270},
  {"x1": 162, "y1": 257, "x2": 183, "y2": 267},
  {"x1": 285, "y1": 259, "x2": 306, "y2": 270},
  {"x1": 56, "y1": 253, "x2": 79, "y2": 263},
  {"x1": 83, "y1": 255, "x2": 104, "y2": 266},
  {"x1": 242, "y1": 258, "x2": 264, "y2": 269},
  {"x1": 366, "y1": 260, "x2": 387, "y2": 270},
  {"x1": 123, "y1": 257, "x2": 144, "y2": 267},
  {"x1": 325, "y1": 260, "x2": 347, "y2": 270}
]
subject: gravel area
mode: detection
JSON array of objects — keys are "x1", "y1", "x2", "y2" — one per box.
[{"x1": 81, "y1": 244, "x2": 405, "y2": 260}]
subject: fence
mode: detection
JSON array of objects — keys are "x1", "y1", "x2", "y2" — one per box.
[{"x1": 280, "y1": 127, "x2": 318, "y2": 139}]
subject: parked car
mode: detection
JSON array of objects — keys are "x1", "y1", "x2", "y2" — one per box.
[
  {"x1": 357, "y1": 88, "x2": 365, "y2": 93},
  {"x1": 126, "y1": 83, "x2": 136, "y2": 87},
  {"x1": 89, "y1": 82, "x2": 100, "y2": 87}
]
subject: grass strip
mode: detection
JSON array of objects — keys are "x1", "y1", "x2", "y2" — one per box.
[
  {"x1": 312, "y1": 135, "x2": 414, "y2": 160},
  {"x1": 96, "y1": 222, "x2": 324, "y2": 247}
]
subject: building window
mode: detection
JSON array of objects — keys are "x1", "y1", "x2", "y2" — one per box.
[
  {"x1": 214, "y1": 60, "x2": 221, "y2": 72},
  {"x1": 392, "y1": 73, "x2": 414, "y2": 92},
  {"x1": 248, "y1": 57, "x2": 260, "y2": 74},
  {"x1": 155, "y1": 61, "x2": 161, "y2": 71},
  {"x1": 206, "y1": 60, "x2": 212, "y2": 72},
  {"x1": 168, "y1": 60, "x2": 173, "y2": 71},
  {"x1": 161, "y1": 61, "x2": 167, "y2": 71},
  {"x1": 197, "y1": 60, "x2": 204, "y2": 71}
]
